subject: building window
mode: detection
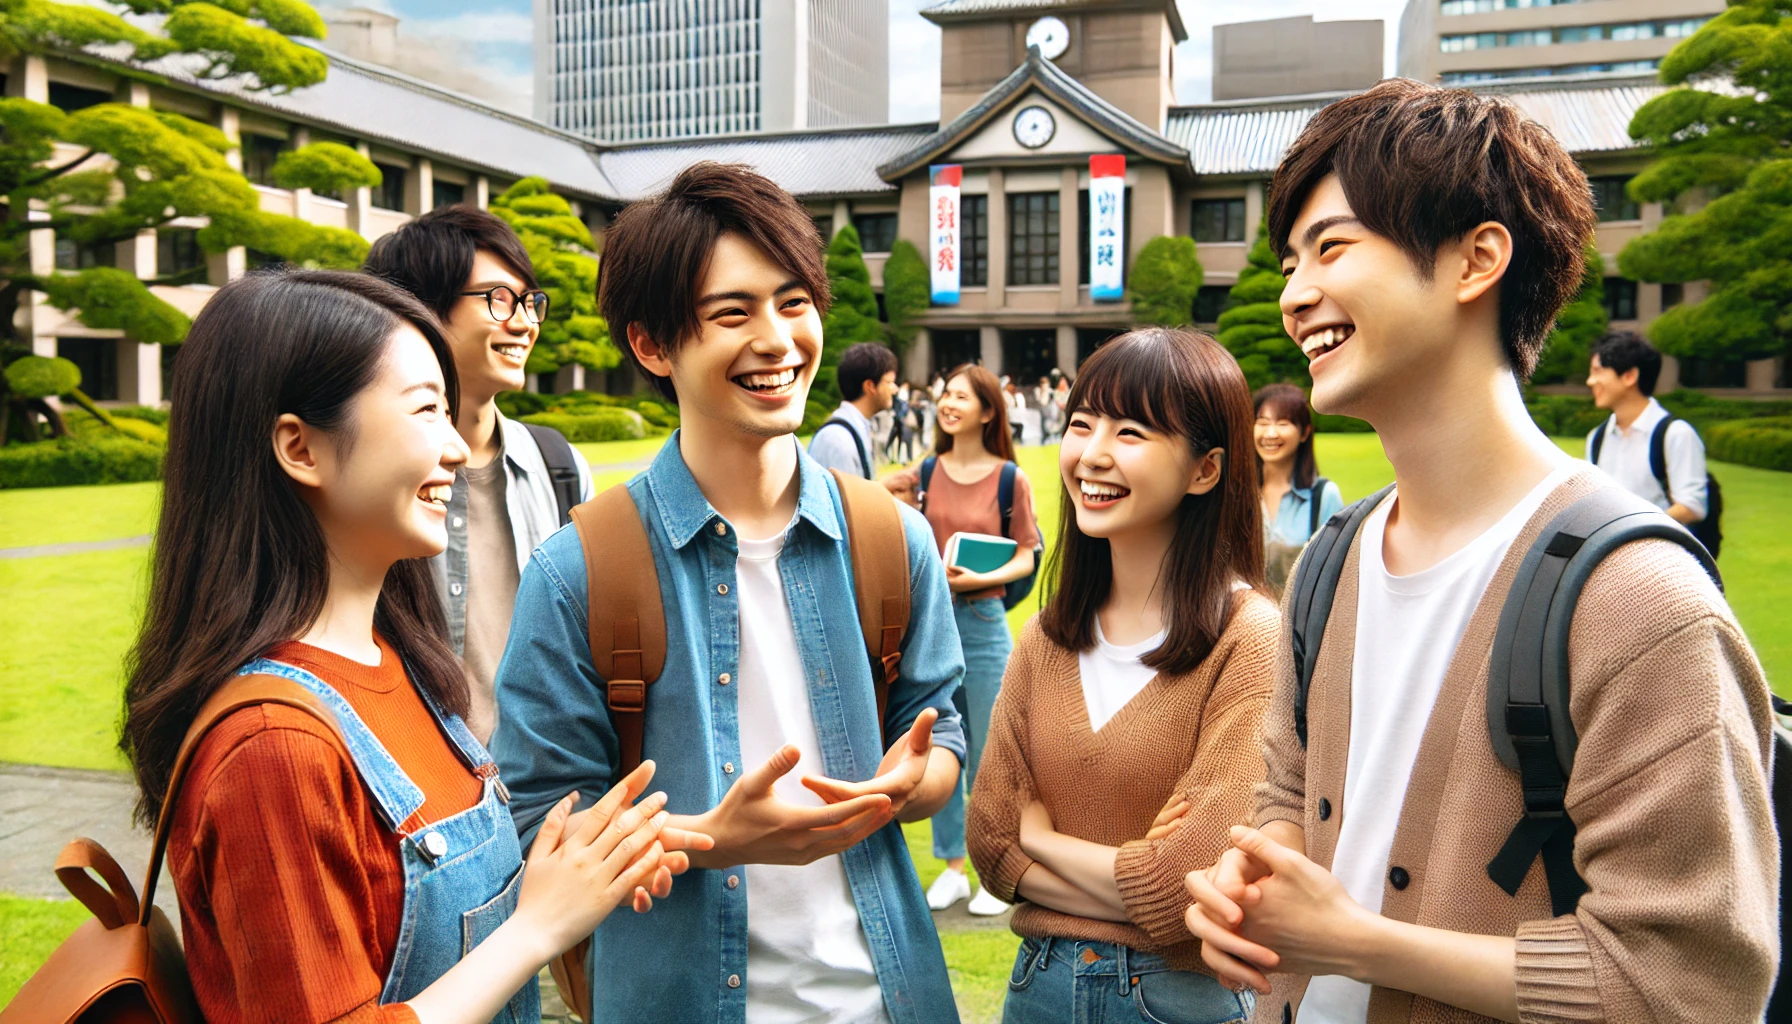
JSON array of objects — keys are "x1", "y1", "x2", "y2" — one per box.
[
  {"x1": 1603, "y1": 277, "x2": 1638, "y2": 321},
  {"x1": 433, "y1": 180, "x2": 467, "y2": 209},
  {"x1": 1440, "y1": 17, "x2": 1709, "y2": 51},
  {"x1": 241, "y1": 134, "x2": 285, "y2": 187},
  {"x1": 962, "y1": 195, "x2": 990, "y2": 287},
  {"x1": 157, "y1": 228, "x2": 205, "y2": 278},
  {"x1": 48, "y1": 82, "x2": 111, "y2": 113},
  {"x1": 852, "y1": 213, "x2": 898, "y2": 254},
  {"x1": 1440, "y1": 60, "x2": 1659, "y2": 84},
  {"x1": 1441, "y1": 0, "x2": 1586, "y2": 14},
  {"x1": 1002, "y1": 329, "x2": 1058, "y2": 383},
  {"x1": 931, "y1": 328, "x2": 981, "y2": 373},
  {"x1": 373, "y1": 164, "x2": 407, "y2": 211},
  {"x1": 1661, "y1": 282, "x2": 1683, "y2": 309},
  {"x1": 811, "y1": 214, "x2": 832, "y2": 242},
  {"x1": 1192, "y1": 198, "x2": 1246, "y2": 243},
  {"x1": 1008, "y1": 192, "x2": 1060, "y2": 286},
  {"x1": 54, "y1": 236, "x2": 115, "y2": 271},
  {"x1": 1193, "y1": 285, "x2": 1232, "y2": 325},
  {"x1": 1678, "y1": 357, "x2": 1747, "y2": 388},
  {"x1": 1589, "y1": 176, "x2": 1639, "y2": 222},
  {"x1": 1077, "y1": 189, "x2": 1132, "y2": 286},
  {"x1": 1076, "y1": 327, "x2": 1123, "y2": 366},
  {"x1": 57, "y1": 338, "x2": 117, "y2": 400}
]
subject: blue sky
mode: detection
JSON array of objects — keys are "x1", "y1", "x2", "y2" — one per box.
[{"x1": 333, "y1": 0, "x2": 1410, "y2": 121}]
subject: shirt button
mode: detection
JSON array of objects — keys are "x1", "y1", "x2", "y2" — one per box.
[
  {"x1": 716, "y1": 522, "x2": 728, "y2": 536},
  {"x1": 449, "y1": 583, "x2": 463, "y2": 596},
  {"x1": 727, "y1": 974, "x2": 741, "y2": 989},
  {"x1": 723, "y1": 762, "x2": 735, "y2": 774},
  {"x1": 717, "y1": 583, "x2": 729, "y2": 596},
  {"x1": 727, "y1": 874, "x2": 739, "y2": 889},
  {"x1": 1389, "y1": 866, "x2": 1410, "y2": 891},
  {"x1": 452, "y1": 516, "x2": 464, "y2": 528},
  {"x1": 1318, "y1": 797, "x2": 1332, "y2": 821},
  {"x1": 718, "y1": 672, "x2": 731, "y2": 685}
]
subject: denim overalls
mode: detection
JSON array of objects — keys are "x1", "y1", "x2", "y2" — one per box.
[{"x1": 238, "y1": 658, "x2": 541, "y2": 1023}]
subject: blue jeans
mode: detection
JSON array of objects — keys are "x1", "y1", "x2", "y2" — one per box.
[
  {"x1": 1003, "y1": 938, "x2": 1252, "y2": 1024},
  {"x1": 932, "y1": 595, "x2": 1013, "y2": 860}
]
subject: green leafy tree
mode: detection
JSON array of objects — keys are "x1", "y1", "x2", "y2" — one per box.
[
  {"x1": 271, "y1": 140, "x2": 381, "y2": 195},
  {"x1": 881, "y1": 238, "x2": 928, "y2": 354},
  {"x1": 810, "y1": 224, "x2": 884, "y2": 425},
  {"x1": 1217, "y1": 221, "x2": 1304, "y2": 390},
  {"x1": 1532, "y1": 245, "x2": 1608, "y2": 385},
  {"x1": 1125, "y1": 235, "x2": 1203, "y2": 326},
  {"x1": 1618, "y1": 1, "x2": 1792, "y2": 362},
  {"x1": 0, "y1": 0, "x2": 367, "y2": 445},
  {"x1": 2, "y1": 354, "x2": 77, "y2": 440},
  {"x1": 488, "y1": 177, "x2": 616, "y2": 377}
]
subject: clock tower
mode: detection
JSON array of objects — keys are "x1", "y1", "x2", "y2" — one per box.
[{"x1": 924, "y1": 0, "x2": 1186, "y2": 131}]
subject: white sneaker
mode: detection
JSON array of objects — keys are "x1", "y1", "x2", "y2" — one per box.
[
  {"x1": 967, "y1": 887, "x2": 1011, "y2": 917},
  {"x1": 927, "y1": 868, "x2": 971, "y2": 910}
]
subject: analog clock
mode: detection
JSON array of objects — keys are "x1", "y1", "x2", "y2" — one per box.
[
  {"x1": 1026, "y1": 15, "x2": 1070, "y2": 60},
  {"x1": 1012, "y1": 105, "x2": 1056, "y2": 149}
]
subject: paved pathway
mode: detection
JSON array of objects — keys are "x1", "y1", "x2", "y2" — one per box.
[{"x1": 0, "y1": 534, "x2": 151, "y2": 559}]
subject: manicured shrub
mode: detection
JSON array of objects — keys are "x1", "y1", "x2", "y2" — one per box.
[
  {"x1": 109, "y1": 405, "x2": 169, "y2": 426},
  {"x1": 0, "y1": 435, "x2": 164, "y2": 488},
  {"x1": 1708, "y1": 417, "x2": 1792, "y2": 472},
  {"x1": 497, "y1": 390, "x2": 552, "y2": 417},
  {"x1": 4, "y1": 356, "x2": 80, "y2": 400},
  {"x1": 520, "y1": 408, "x2": 645, "y2": 443}
]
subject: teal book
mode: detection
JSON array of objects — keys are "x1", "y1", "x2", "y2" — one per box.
[{"x1": 945, "y1": 532, "x2": 1017, "y2": 573}]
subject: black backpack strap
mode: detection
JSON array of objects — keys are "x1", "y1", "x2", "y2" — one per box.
[
  {"x1": 1308, "y1": 477, "x2": 1330, "y2": 538},
  {"x1": 818, "y1": 418, "x2": 873, "y2": 480},
  {"x1": 1648, "y1": 415, "x2": 1676, "y2": 499},
  {"x1": 918, "y1": 456, "x2": 937, "y2": 514},
  {"x1": 1485, "y1": 486, "x2": 1720, "y2": 917},
  {"x1": 998, "y1": 460, "x2": 1017, "y2": 539},
  {"x1": 524, "y1": 421, "x2": 581, "y2": 528},
  {"x1": 1588, "y1": 422, "x2": 1608, "y2": 466},
  {"x1": 1289, "y1": 484, "x2": 1394, "y2": 747}
]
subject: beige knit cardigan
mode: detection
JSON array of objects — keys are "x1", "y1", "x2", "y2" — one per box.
[{"x1": 1253, "y1": 469, "x2": 1778, "y2": 1023}]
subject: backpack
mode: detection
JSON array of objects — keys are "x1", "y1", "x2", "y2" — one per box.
[
  {"x1": 814, "y1": 418, "x2": 874, "y2": 480},
  {"x1": 548, "y1": 468, "x2": 913, "y2": 1021},
  {"x1": 1289, "y1": 483, "x2": 1787, "y2": 1017},
  {"x1": 1589, "y1": 415, "x2": 1722, "y2": 558},
  {"x1": 523, "y1": 422, "x2": 582, "y2": 527},
  {"x1": 918, "y1": 456, "x2": 1043, "y2": 611},
  {"x1": 1, "y1": 676, "x2": 343, "y2": 1024}
]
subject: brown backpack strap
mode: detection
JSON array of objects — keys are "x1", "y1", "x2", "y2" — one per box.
[
  {"x1": 570, "y1": 484, "x2": 666, "y2": 778},
  {"x1": 829, "y1": 469, "x2": 911, "y2": 737},
  {"x1": 139, "y1": 674, "x2": 342, "y2": 927}
]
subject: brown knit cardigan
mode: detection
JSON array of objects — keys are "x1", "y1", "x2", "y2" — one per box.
[
  {"x1": 968, "y1": 591, "x2": 1280, "y2": 972},
  {"x1": 1253, "y1": 469, "x2": 1778, "y2": 1023}
]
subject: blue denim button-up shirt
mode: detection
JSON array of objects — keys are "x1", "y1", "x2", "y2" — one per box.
[
  {"x1": 1265, "y1": 478, "x2": 1345, "y2": 546},
  {"x1": 490, "y1": 433, "x2": 967, "y2": 1024}
]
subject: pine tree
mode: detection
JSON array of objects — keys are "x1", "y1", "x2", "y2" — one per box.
[
  {"x1": 488, "y1": 177, "x2": 616, "y2": 377},
  {"x1": 1125, "y1": 235, "x2": 1203, "y2": 327},
  {"x1": 1532, "y1": 245, "x2": 1608, "y2": 385},
  {"x1": 881, "y1": 238, "x2": 929, "y2": 354},
  {"x1": 809, "y1": 224, "x2": 885, "y2": 428},
  {"x1": 1216, "y1": 221, "x2": 1304, "y2": 390}
]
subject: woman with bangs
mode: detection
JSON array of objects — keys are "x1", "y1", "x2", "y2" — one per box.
[
  {"x1": 1253, "y1": 383, "x2": 1344, "y2": 593},
  {"x1": 884, "y1": 363, "x2": 1041, "y2": 917},
  {"x1": 966, "y1": 328, "x2": 1278, "y2": 1024}
]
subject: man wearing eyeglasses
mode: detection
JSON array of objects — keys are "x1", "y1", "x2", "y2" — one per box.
[{"x1": 365, "y1": 204, "x2": 594, "y2": 742}]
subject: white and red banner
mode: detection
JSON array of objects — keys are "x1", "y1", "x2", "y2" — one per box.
[
  {"x1": 1089, "y1": 154, "x2": 1125, "y2": 301},
  {"x1": 929, "y1": 164, "x2": 962, "y2": 305}
]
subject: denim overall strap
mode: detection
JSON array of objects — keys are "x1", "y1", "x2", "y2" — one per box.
[
  {"x1": 408, "y1": 667, "x2": 496, "y2": 772},
  {"x1": 235, "y1": 658, "x2": 425, "y2": 831}
]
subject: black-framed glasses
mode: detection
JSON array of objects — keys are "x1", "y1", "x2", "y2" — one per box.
[{"x1": 459, "y1": 285, "x2": 549, "y2": 324}]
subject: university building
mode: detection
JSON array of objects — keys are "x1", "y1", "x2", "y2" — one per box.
[{"x1": 16, "y1": 0, "x2": 1786, "y2": 406}]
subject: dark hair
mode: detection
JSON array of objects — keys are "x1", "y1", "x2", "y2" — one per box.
[
  {"x1": 1268, "y1": 78, "x2": 1596, "y2": 379},
  {"x1": 598, "y1": 162, "x2": 832, "y2": 402},
  {"x1": 121, "y1": 270, "x2": 467, "y2": 825},
  {"x1": 1590, "y1": 329, "x2": 1661, "y2": 396},
  {"x1": 837, "y1": 342, "x2": 898, "y2": 404},
  {"x1": 1253, "y1": 383, "x2": 1320, "y2": 489},
  {"x1": 362, "y1": 204, "x2": 539, "y2": 321},
  {"x1": 933, "y1": 363, "x2": 1015, "y2": 462},
  {"x1": 1041, "y1": 328, "x2": 1264, "y2": 675}
]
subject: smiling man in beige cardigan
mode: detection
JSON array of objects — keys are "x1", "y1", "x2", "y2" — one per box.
[{"x1": 1181, "y1": 80, "x2": 1778, "y2": 1023}]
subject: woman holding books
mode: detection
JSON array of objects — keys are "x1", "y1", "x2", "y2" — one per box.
[
  {"x1": 1254, "y1": 382, "x2": 1343, "y2": 593},
  {"x1": 966, "y1": 328, "x2": 1277, "y2": 1024},
  {"x1": 884, "y1": 363, "x2": 1039, "y2": 917}
]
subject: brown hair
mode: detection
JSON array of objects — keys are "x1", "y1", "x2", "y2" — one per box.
[
  {"x1": 1041, "y1": 329, "x2": 1264, "y2": 675},
  {"x1": 1267, "y1": 78, "x2": 1596, "y2": 379},
  {"x1": 1253, "y1": 383, "x2": 1320, "y2": 490},
  {"x1": 597, "y1": 162, "x2": 832, "y2": 401},
  {"x1": 122, "y1": 270, "x2": 467, "y2": 825},
  {"x1": 932, "y1": 363, "x2": 1015, "y2": 462}
]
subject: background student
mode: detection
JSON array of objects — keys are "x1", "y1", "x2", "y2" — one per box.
[
  {"x1": 364, "y1": 205, "x2": 594, "y2": 743},
  {"x1": 1584, "y1": 330, "x2": 1710, "y2": 525},
  {"x1": 1253, "y1": 383, "x2": 1344, "y2": 593},
  {"x1": 966, "y1": 328, "x2": 1276, "y2": 1024},
  {"x1": 884, "y1": 364, "x2": 1040, "y2": 916},
  {"x1": 120, "y1": 270, "x2": 702, "y2": 1024},
  {"x1": 809, "y1": 341, "x2": 898, "y2": 479}
]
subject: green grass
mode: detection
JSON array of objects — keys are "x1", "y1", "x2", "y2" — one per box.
[
  {"x1": 0, "y1": 481, "x2": 159, "y2": 549},
  {"x1": 573, "y1": 436, "x2": 678, "y2": 470},
  {"x1": 941, "y1": 929, "x2": 1024, "y2": 1024},
  {"x1": 0, "y1": 892, "x2": 92, "y2": 1003}
]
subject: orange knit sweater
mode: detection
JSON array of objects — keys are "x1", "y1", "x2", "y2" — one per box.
[
  {"x1": 968, "y1": 593, "x2": 1280, "y2": 972},
  {"x1": 167, "y1": 638, "x2": 482, "y2": 1024}
]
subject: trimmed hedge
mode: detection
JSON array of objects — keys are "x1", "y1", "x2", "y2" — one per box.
[
  {"x1": 521, "y1": 408, "x2": 646, "y2": 443},
  {"x1": 0, "y1": 435, "x2": 164, "y2": 489},
  {"x1": 498, "y1": 389, "x2": 678, "y2": 435},
  {"x1": 1708, "y1": 417, "x2": 1792, "y2": 472}
]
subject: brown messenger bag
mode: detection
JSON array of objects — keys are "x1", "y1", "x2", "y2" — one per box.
[
  {"x1": 548, "y1": 468, "x2": 912, "y2": 1022},
  {"x1": 0, "y1": 676, "x2": 343, "y2": 1024}
]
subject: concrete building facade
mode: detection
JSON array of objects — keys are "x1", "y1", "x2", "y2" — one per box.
[
  {"x1": 533, "y1": 0, "x2": 887, "y2": 142},
  {"x1": 1212, "y1": 15, "x2": 1383, "y2": 101},
  {"x1": 1399, "y1": 0, "x2": 1728, "y2": 85}
]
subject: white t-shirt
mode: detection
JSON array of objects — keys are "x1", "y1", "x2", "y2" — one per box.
[
  {"x1": 1079, "y1": 620, "x2": 1166, "y2": 732},
  {"x1": 1586, "y1": 397, "x2": 1709, "y2": 519},
  {"x1": 732, "y1": 523, "x2": 889, "y2": 1024},
  {"x1": 1299, "y1": 467, "x2": 1573, "y2": 1024}
]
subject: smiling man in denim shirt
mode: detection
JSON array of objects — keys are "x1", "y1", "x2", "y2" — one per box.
[{"x1": 489, "y1": 163, "x2": 966, "y2": 1024}]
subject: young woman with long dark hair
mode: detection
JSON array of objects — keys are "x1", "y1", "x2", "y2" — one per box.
[
  {"x1": 1253, "y1": 383, "x2": 1343, "y2": 593},
  {"x1": 121, "y1": 270, "x2": 708, "y2": 1024},
  {"x1": 884, "y1": 363, "x2": 1039, "y2": 916},
  {"x1": 966, "y1": 329, "x2": 1277, "y2": 1024}
]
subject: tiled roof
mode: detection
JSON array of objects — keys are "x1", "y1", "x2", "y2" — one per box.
[
  {"x1": 1165, "y1": 74, "x2": 1668, "y2": 176},
  {"x1": 921, "y1": 0, "x2": 1187, "y2": 41},
  {"x1": 595, "y1": 124, "x2": 939, "y2": 200}
]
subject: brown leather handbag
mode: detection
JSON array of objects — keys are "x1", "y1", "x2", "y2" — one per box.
[{"x1": 1, "y1": 676, "x2": 339, "y2": 1024}]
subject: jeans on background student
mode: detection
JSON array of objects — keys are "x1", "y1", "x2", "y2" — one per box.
[
  {"x1": 1002, "y1": 937, "x2": 1252, "y2": 1024},
  {"x1": 930, "y1": 596, "x2": 1012, "y2": 863}
]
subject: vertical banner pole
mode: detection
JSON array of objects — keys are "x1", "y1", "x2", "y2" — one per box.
[
  {"x1": 929, "y1": 164, "x2": 962, "y2": 306},
  {"x1": 1088, "y1": 154, "x2": 1126, "y2": 302}
]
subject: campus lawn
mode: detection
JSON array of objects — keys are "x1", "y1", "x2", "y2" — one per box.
[{"x1": 0, "y1": 893, "x2": 91, "y2": 1003}]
